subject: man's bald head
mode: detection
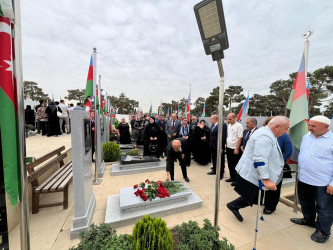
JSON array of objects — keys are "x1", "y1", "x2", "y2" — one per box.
[
  {"x1": 227, "y1": 113, "x2": 236, "y2": 124},
  {"x1": 171, "y1": 113, "x2": 177, "y2": 121},
  {"x1": 172, "y1": 140, "x2": 181, "y2": 152},
  {"x1": 268, "y1": 116, "x2": 290, "y2": 138}
]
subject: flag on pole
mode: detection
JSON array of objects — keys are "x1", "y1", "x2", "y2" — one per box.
[
  {"x1": 236, "y1": 95, "x2": 250, "y2": 121},
  {"x1": 83, "y1": 56, "x2": 93, "y2": 112},
  {"x1": 167, "y1": 107, "x2": 170, "y2": 119},
  {"x1": 0, "y1": 0, "x2": 14, "y2": 19},
  {"x1": 186, "y1": 93, "x2": 191, "y2": 120},
  {"x1": 201, "y1": 103, "x2": 206, "y2": 117},
  {"x1": 0, "y1": 16, "x2": 19, "y2": 209},
  {"x1": 148, "y1": 104, "x2": 152, "y2": 117},
  {"x1": 177, "y1": 106, "x2": 180, "y2": 116},
  {"x1": 286, "y1": 53, "x2": 308, "y2": 150}
]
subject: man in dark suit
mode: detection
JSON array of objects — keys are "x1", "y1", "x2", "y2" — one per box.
[
  {"x1": 165, "y1": 113, "x2": 181, "y2": 143},
  {"x1": 240, "y1": 118, "x2": 258, "y2": 152},
  {"x1": 165, "y1": 138, "x2": 190, "y2": 182},
  {"x1": 207, "y1": 115, "x2": 227, "y2": 179}
]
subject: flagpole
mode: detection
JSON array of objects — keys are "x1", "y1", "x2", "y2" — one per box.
[
  {"x1": 92, "y1": 48, "x2": 101, "y2": 185},
  {"x1": 214, "y1": 59, "x2": 225, "y2": 227},
  {"x1": 13, "y1": 0, "x2": 30, "y2": 249}
]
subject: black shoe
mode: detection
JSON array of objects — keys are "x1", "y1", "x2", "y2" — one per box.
[
  {"x1": 227, "y1": 203, "x2": 243, "y2": 222},
  {"x1": 184, "y1": 177, "x2": 190, "y2": 182},
  {"x1": 207, "y1": 171, "x2": 216, "y2": 175},
  {"x1": 290, "y1": 218, "x2": 315, "y2": 228},
  {"x1": 220, "y1": 175, "x2": 224, "y2": 180},
  {"x1": 92, "y1": 159, "x2": 95, "y2": 162},
  {"x1": 263, "y1": 208, "x2": 275, "y2": 215},
  {"x1": 311, "y1": 231, "x2": 329, "y2": 243},
  {"x1": 231, "y1": 181, "x2": 236, "y2": 186},
  {"x1": 225, "y1": 178, "x2": 233, "y2": 182}
]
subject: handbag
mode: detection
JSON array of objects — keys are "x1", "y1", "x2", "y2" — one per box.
[
  {"x1": 283, "y1": 163, "x2": 292, "y2": 178},
  {"x1": 149, "y1": 143, "x2": 158, "y2": 153},
  {"x1": 57, "y1": 111, "x2": 64, "y2": 118}
]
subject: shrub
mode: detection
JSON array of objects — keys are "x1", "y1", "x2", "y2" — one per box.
[
  {"x1": 126, "y1": 149, "x2": 139, "y2": 156},
  {"x1": 132, "y1": 215, "x2": 173, "y2": 250},
  {"x1": 26, "y1": 124, "x2": 36, "y2": 131},
  {"x1": 102, "y1": 234, "x2": 133, "y2": 250},
  {"x1": 174, "y1": 219, "x2": 235, "y2": 250},
  {"x1": 103, "y1": 141, "x2": 121, "y2": 162},
  {"x1": 69, "y1": 223, "x2": 116, "y2": 250}
]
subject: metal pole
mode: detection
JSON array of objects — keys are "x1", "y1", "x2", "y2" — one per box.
[
  {"x1": 92, "y1": 48, "x2": 99, "y2": 182},
  {"x1": 13, "y1": 0, "x2": 30, "y2": 248},
  {"x1": 214, "y1": 59, "x2": 225, "y2": 227}
]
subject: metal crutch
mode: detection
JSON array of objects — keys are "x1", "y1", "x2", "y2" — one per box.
[{"x1": 253, "y1": 162, "x2": 266, "y2": 250}]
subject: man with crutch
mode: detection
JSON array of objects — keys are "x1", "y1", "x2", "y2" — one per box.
[{"x1": 226, "y1": 116, "x2": 289, "y2": 223}]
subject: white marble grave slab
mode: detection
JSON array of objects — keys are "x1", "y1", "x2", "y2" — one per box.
[{"x1": 111, "y1": 161, "x2": 166, "y2": 176}]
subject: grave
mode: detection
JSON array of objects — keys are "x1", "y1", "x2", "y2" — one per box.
[
  {"x1": 111, "y1": 155, "x2": 166, "y2": 176},
  {"x1": 105, "y1": 182, "x2": 202, "y2": 228},
  {"x1": 69, "y1": 111, "x2": 96, "y2": 239}
]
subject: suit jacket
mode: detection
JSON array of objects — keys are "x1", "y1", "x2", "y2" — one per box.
[
  {"x1": 165, "y1": 119, "x2": 181, "y2": 137},
  {"x1": 210, "y1": 123, "x2": 227, "y2": 151},
  {"x1": 242, "y1": 127, "x2": 258, "y2": 149},
  {"x1": 166, "y1": 137, "x2": 188, "y2": 172},
  {"x1": 236, "y1": 126, "x2": 284, "y2": 186}
]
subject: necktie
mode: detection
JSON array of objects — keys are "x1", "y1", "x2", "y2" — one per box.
[
  {"x1": 245, "y1": 130, "x2": 250, "y2": 142},
  {"x1": 172, "y1": 121, "x2": 175, "y2": 129}
]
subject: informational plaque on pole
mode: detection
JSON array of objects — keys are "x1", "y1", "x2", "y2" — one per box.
[{"x1": 69, "y1": 111, "x2": 96, "y2": 239}]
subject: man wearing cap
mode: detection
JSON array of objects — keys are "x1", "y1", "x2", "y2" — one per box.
[{"x1": 291, "y1": 115, "x2": 333, "y2": 244}]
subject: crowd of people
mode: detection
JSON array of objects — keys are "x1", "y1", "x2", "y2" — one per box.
[
  {"x1": 123, "y1": 113, "x2": 332, "y2": 244},
  {"x1": 24, "y1": 100, "x2": 85, "y2": 137}
]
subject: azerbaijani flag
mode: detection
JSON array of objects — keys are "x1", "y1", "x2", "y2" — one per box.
[
  {"x1": 95, "y1": 84, "x2": 100, "y2": 113},
  {"x1": 167, "y1": 107, "x2": 170, "y2": 119},
  {"x1": 286, "y1": 53, "x2": 308, "y2": 150},
  {"x1": 236, "y1": 95, "x2": 249, "y2": 121},
  {"x1": 0, "y1": 0, "x2": 14, "y2": 19},
  {"x1": 186, "y1": 93, "x2": 191, "y2": 120},
  {"x1": 177, "y1": 106, "x2": 180, "y2": 116},
  {"x1": 148, "y1": 104, "x2": 152, "y2": 117},
  {"x1": 83, "y1": 56, "x2": 93, "y2": 112},
  {"x1": 0, "y1": 16, "x2": 20, "y2": 209},
  {"x1": 201, "y1": 103, "x2": 206, "y2": 117}
]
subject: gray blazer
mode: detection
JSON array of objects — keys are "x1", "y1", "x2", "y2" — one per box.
[
  {"x1": 165, "y1": 119, "x2": 181, "y2": 137},
  {"x1": 236, "y1": 126, "x2": 284, "y2": 187}
]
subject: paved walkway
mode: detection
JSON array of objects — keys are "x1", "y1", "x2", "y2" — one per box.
[{"x1": 8, "y1": 134, "x2": 332, "y2": 249}]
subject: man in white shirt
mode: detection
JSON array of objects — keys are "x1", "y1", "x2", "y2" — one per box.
[
  {"x1": 58, "y1": 100, "x2": 70, "y2": 134},
  {"x1": 225, "y1": 113, "x2": 244, "y2": 186},
  {"x1": 291, "y1": 115, "x2": 333, "y2": 244}
]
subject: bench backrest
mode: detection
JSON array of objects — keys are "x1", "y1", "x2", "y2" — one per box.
[{"x1": 27, "y1": 146, "x2": 66, "y2": 188}]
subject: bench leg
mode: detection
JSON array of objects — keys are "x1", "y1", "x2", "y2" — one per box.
[
  {"x1": 63, "y1": 186, "x2": 68, "y2": 210},
  {"x1": 32, "y1": 192, "x2": 40, "y2": 214}
]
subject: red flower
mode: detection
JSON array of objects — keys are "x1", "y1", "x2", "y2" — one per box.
[
  {"x1": 166, "y1": 193, "x2": 170, "y2": 197},
  {"x1": 133, "y1": 184, "x2": 138, "y2": 188},
  {"x1": 158, "y1": 194, "x2": 163, "y2": 198},
  {"x1": 143, "y1": 197, "x2": 148, "y2": 201}
]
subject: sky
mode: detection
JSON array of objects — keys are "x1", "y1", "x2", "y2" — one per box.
[{"x1": 21, "y1": 0, "x2": 333, "y2": 112}]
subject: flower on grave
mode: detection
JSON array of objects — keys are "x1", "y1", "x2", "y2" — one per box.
[{"x1": 133, "y1": 184, "x2": 138, "y2": 188}]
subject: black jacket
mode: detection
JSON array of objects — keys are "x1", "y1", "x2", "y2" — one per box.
[
  {"x1": 209, "y1": 123, "x2": 227, "y2": 151},
  {"x1": 166, "y1": 137, "x2": 188, "y2": 172}
]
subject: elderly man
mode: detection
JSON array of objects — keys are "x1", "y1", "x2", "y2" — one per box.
[
  {"x1": 166, "y1": 113, "x2": 181, "y2": 143},
  {"x1": 225, "y1": 113, "x2": 244, "y2": 186},
  {"x1": 165, "y1": 138, "x2": 190, "y2": 182},
  {"x1": 240, "y1": 118, "x2": 257, "y2": 152},
  {"x1": 291, "y1": 116, "x2": 333, "y2": 243},
  {"x1": 226, "y1": 116, "x2": 289, "y2": 222}
]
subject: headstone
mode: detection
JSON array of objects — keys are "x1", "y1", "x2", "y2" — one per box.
[
  {"x1": 105, "y1": 183, "x2": 202, "y2": 228},
  {"x1": 96, "y1": 114, "x2": 105, "y2": 178},
  {"x1": 105, "y1": 117, "x2": 110, "y2": 142},
  {"x1": 69, "y1": 111, "x2": 96, "y2": 239},
  {"x1": 111, "y1": 156, "x2": 165, "y2": 176}
]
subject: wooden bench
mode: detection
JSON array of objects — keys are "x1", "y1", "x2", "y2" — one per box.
[{"x1": 27, "y1": 146, "x2": 73, "y2": 214}]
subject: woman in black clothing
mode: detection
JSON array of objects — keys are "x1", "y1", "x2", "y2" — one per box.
[
  {"x1": 134, "y1": 116, "x2": 145, "y2": 145},
  {"x1": 45, "y1": 102, "x2": 62, "y2": 137},
  {"x1": 193, "y1": 120, "x2": 211, "y2": 165},
  {"x1": 143, "y1": 117, "x2": 165, "y2": 157},
  {"x1": 117, "y1": 118, "x2": 131, "y2": 144}
]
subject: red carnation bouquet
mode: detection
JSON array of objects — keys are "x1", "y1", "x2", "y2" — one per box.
[{"x1": 133, "y1": 179, "x2": 187, "y2": 201}]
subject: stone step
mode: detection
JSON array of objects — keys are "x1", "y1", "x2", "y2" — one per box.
[
  {"x1": 104, "y1": 185, "x2": 202, "y2": 228},
  {"x1": 111, "y1": 161, "x2": 166, "y2": 176}
]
